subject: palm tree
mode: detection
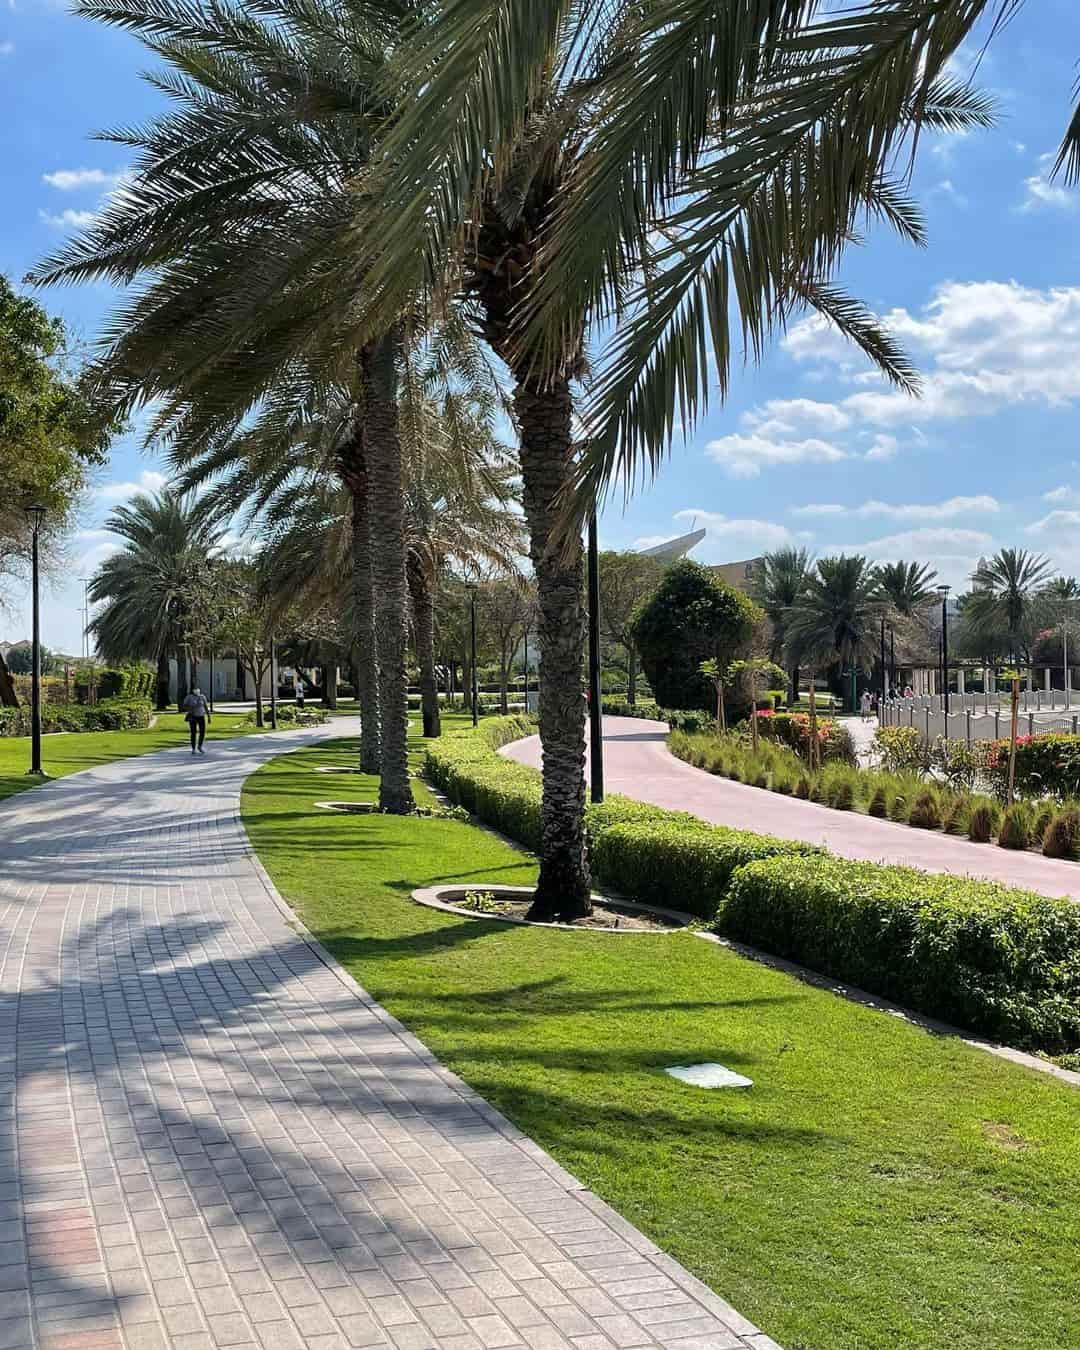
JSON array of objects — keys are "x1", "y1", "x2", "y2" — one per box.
[
  {"x1": 88, "y1": 489, "x2": 223, "y2": 709},
  {"x1": 786, "y1": 555, "x2": 884, "y2": 711},
  {"x1": 752, "y1": 547, "x2": 812, "y2": 698},
  {"x1": 965, "y1": 549, "x2": 1054, "y2": 662},
  {"x1": 874, "y1": 560, "x2": 938, "y2": 616},
  {"x1": 31, "y1": 0, "x2": 420, "y2": 811},
  {"x1": 1042, "y1": 576, "x2": 1080, "y2": 601}
]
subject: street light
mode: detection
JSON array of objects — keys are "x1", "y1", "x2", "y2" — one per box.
[
  {"x1": 587, "y1": 514, "x2": 604, "y2": 803},
  {"x1": 23, "y1": 504, "x2": 47, "y2": 777},
  {"x1": 468, "y1": 582, "x2": 479, "y2": 727},
  {"x1": 937, "y1": 584, "x2": 951, "y2": 717}
]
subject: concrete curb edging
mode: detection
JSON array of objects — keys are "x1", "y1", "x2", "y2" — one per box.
[{"x1": 411, "y1": 882, "x2": 692, "y2": 932}]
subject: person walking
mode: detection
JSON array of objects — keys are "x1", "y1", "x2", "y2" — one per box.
[
  {"x1": 182, "y1": 686, "x2": 211, "y2": 754},
  {"x1": 860, "y1": 689, "x2": 873, "y2": 722}
]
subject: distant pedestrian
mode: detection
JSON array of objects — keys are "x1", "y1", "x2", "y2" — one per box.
[
  {"x1": 182, "y1": 687, "x2": 211, "y2": 754},
  {"x1": 295, "y1": 680, "x2": 305, "y2": 710},
  {"x1": 903, "y1": 684, "x2": 914, "y2": 699},
  {"x1": 860, "y1": 690, "x2": 873, "y2": 721}
]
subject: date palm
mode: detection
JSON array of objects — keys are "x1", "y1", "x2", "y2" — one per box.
[
  {"x1": 87, "y1": 488, "x2": 223, "y2": 709},
  {"x1": 786, "y1": 555, "x2": 884, "y2": 690},
  {"x1": 753, "y1": 547, "x2": 812, "y2": 697},
  {"x1": 874, "y1": 560, "x2": 939, "y2": 616},
  {"x1": 965, "y1": 548, "x2": 1054, "y2": 662}
]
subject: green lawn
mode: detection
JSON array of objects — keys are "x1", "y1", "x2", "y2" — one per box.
[
  {"x1": 241, "y1": 714, "x2": 1080, "y2": 1350},
  {"x1": 0, "y1": 710, "x2": 258, "y2": 801}
]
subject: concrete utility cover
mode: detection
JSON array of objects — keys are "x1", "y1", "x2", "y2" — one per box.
[{"x1": 665, "y1": 1062, "x2": 753, "y2": 1089}]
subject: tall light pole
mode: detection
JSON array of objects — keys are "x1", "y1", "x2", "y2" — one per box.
[
  {"x1": 468, "y1": 583, "x2": 479, "y2": 726},
  {"x1": 269, "y1": 635, "x2": 278, "y2": 729},
  {"x1": 587, "y1": 515, "x2": 604, "y2": 803},
  {"x1": 937, "y1": 584, "x2": 951, "y2": 716},
  {"x1": 24, "y1": 504, "x2": 47, "y2": 777},
  {"x1": 879, "y1": 616, "x2": 887, "y2": 722},
  {"x1": 522, "y1": 630, "x2": 529, "y2": 711},
  {"x1": 78, "y1": 576, "x2": 90, "y2": 659}
]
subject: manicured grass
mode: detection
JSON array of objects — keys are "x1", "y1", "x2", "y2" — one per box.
[
  {"x1": 0, "y1": 710, "x2": 259, "y2": 801},
  {"x1": 242, "y1": 714, "x2": 1080, "y2": 1350}
]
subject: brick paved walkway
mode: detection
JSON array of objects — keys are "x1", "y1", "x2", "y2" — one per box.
[
  {"x1": 0, "y1": 724, "x2": 774, "y2": 1350},
  {"x1": 503, "y1": 717, "x2": 1080, "y2": 901}
]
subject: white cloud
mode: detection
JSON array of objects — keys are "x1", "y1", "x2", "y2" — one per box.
[
  {"x1": 864, "y1": 434, "x2": 899, "y2": 462},
  {"x1": 97, "y1": 470, "x2": 167, "y2": 501},
  {"x1": 932, "y1": 178, "x2": 968, "y2": 208},
  {"x1": 792, "y1": 495, "x2": 999, "y2": 522},
  {"x1": 38, "y1": 208, "x2": 97, "y2": 231},
  {"x1": 1020, "y1": 153, "x2": 1077, "y2": 212},
  {"x1": 703, "y1": 431, "x2": 847, "y2": 478},
  {"x1": 0, "y1": 40, "x2": 13, "y2": 56},
  {"x1": 744, "y1": 398, "x2": 852, "y2": 437},
  {"x1": 672, "y1": 508, "x2": 793, "y2": 551},
  {"x1": 42, "y1": 167, "x2": 123, "y2": 192},
  {"x1": 1026, "y1": 510, "x2": 1080, "y2": 534},
  {"x1": 856, "y1": 527, "x2": 994, "y2": 556},
  {"x1": 1044, "y1": 485, "x2": 1080, "y2": 505}
]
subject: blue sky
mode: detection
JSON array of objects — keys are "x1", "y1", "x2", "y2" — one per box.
[{"x1": 3, "y1": 0, "x2": 1080, "y2": 654}]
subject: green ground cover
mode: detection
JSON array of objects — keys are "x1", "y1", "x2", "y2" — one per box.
[
  {"x1": 241, "y1": 713, "x2": 1080, "y2": 1350},
  {"x1": 0, "y1": 710, "x2": 257, "y2": 801}
]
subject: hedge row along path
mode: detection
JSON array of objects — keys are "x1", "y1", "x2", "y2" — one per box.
[
  {"x1": 502, "y1": 717, "x2": 1080, "y2": 903},
  {"x1": 0, "y1": 719, "x2": 773, "y2": 1350}
]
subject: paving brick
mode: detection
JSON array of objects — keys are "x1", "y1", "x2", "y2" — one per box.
[{"x1": 0, "y1": 723, "x2": 766, "y2": 1350}]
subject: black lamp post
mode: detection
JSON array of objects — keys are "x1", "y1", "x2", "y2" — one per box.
[
  {"x1": 24, "y1": 504, "x2": 46, "y2": 777},
  {"x1": 586, "y1": 515, "x2": 604, "y2": 802},
  {"x1": 269, "y1": 634, "x2": 278, "y2": 729},
  {"x1": 468, "y1": 583, "x2": 478, "y2": 727},
  {"x1": 889, "y1": 626, "x2": 896, "y2": 697},
  {"x1": 879, "y1": 615, "x2": 887, "y2": 721},
  {"x1": 937, "y1": 584, "x2": 951, "y2": 716},
  {"x1": 522, "y1": 630, "x2": 529, "y2": 710}
]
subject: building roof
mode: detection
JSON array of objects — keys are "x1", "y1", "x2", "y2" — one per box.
[{"x1": 637, "y1": 528, "x2": 706, "y2": 561}]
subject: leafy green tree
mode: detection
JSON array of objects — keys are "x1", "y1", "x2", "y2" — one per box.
[
  {"x1": 631, "y1": 561, "x2": 758, "y2": 712},
  {"x1": 786, "y1": 555, "x2": 883, "y2": 710},
  {"x1": 88, "y1": 489, "x2": 223, "y2": 710},
  {"x1": 476, "y1": 575, "x2": 534, "y2": 715},
  {"x1": 874, "y1": 559, "x2": 938, "y2": 615},
  {"x1": 598, "y1": 552, "x2": 663, "y2": 705},
  {"x1": 727, "y1": 658, "x2": 788, "y2": 751},
  {"x1": 4, "y1": 644, "x2": 55, "y2": 676}
]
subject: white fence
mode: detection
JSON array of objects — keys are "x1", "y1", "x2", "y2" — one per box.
[{"x1": 882, "y1": 699, "x2": 1080, "y2": 743}]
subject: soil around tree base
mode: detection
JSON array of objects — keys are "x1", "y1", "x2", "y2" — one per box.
[{"x1": 412, "y1": 884, "x2": 689, "y2": 932}]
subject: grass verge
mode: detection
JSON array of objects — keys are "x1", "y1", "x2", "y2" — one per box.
[
  {"x1": 241, "y1": 714, "x2": 1080, "y2": 1350},
  {"x1": 0, "y1": 710, "x2": 259, "y2": 801}
]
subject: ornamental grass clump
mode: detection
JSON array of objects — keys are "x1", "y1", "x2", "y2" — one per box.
[
  {"x1": 998, "y1": 802, "x2": 1032, "y2": 851},
  {"x1": 967, "y1": 797, "x2": 1001, "y2": 844},
  {"x1": 1043, "y1": 806, "x2": 1080, "y2": 860},
  {"x1": 908, "y1": 787, "x2": 943, "y2": 830},
  {"x1": 867, "y1": 784, "x2": 889, "y2": 818},
  {"x1": 942, "y1": 793, "x2": 972, "y2": 836},
  {"x1": 1031, "y1": 802, "x2": 1056, "y2": 850}
]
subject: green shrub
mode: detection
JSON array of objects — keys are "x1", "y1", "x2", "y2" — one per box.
[
  {"x1": 795, "y1": 775, "x2": 812, "y2": 799},
  {"x1": 1043, "y1": 806, "x2": 1080, "y2": 860},
  {"x1": 1032, "y1": 802, "x2": 1056, "y2": 850},
  {"x1": 927, "y1": 736, "x2": 986, "y2": 792},
  {"x1": 967, "y1": 797, "x2": 1000, "y2": 844},
  {"x1": 874, "y1": 725, "x2": 925, "y2": 775},
  {"x1": 0, "y1": 699, "x2": 153, "y2": 736},
  {"x1": 666, "y1": 709, "x2": 716, "y2": 734},
  {"x1": 758, "y1": 712, "x2": 856, "y2": 765},
  {"x1": 720, "y1": 856, "x2": 1080, "y2": 1053},
  {"x1": 998, "y1": 803, "x2": 1032, "y2": 851},
  {"x1": 820, "y1": 763, "x2": 859, "y2": 810},
  {"x1": 425, "y1": 716, "x2": 822, "y2": 921},
  {"x1": 600, "y1": 697, "x2": 664, "y2": 721},
  {"x1": 589, "y1": 819, "x2": 823, "y2": 921},
  {"x1": 908, "y1": 787, "x2": 943, "y2": 830}
]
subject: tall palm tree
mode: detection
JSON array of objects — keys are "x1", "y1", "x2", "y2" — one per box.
[
  {"x1": 786, "y1": 555, "x2": 884, "y2": 709},
  {"x1": 88, "y1": 489, "x2": 223, "y2": 709},
  {"x1": 30, "y1": 0, "x2": 421, "y2": 811},
  {"x1": 1042, "y1": 576, "x2": 1080, "y2": 601},
  {"x1": 965, "y1": 548, "x2": 1054, "y2": 662},
  {"x1": 874, "y1": 560, "x2": 939, "y2": 616},
  {"x1": 752, "y1": 547, "x2": 812, "y2": 697}
]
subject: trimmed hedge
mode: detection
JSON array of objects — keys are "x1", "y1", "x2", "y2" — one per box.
[
  {"x1": 425, "y1": 717, "x2": 822, "y2": 920},
  {"x1": 599, "y1": 697, "x2": 664, "y2": 721},
  {"x1": 0, "y1": 699, "x2": 153, "y2": 737},
  {"x1": 721, "y1": 855, "x2": 1080, "y2": 1053}
]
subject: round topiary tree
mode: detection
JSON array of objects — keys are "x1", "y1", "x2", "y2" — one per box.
[{"x1": 630, "y1": 560, "x2": 759, "y2": 713}]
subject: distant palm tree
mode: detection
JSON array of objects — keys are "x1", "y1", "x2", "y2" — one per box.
[
  {"x1": 1042, "y1": 575, "x2": 1080, "y2": 600},
  {"x1": 874, "y1": 560, "x2": 938, "y2": 616},
  {"x1": 965, "y1": 549, "x2": 1054, "y2": 662},
  {"x1": 752, "y1": 547, "x2": 812, "y2": 699},
  {"x1": 88, "y1": 489, "x2": 222, "y2": 709},
  {"x1": 786, "y1": 555, "x2": 884, "y2": 709}
]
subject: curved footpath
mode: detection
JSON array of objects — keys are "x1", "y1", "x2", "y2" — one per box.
[
  {"x1": 0, "y1": 720, "x2": 772, "y2": 1350},
  {"x1": 502, "y1": 717, "x2": 1080, "y2": 902}
]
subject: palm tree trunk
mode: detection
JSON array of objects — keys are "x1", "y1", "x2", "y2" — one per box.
[
  {"x1": 627, "y1": 646, "x2": 637, "y2": 706},
  {"x1": 340, "y1": 437, "x2": 381, "y2": 773},
  {"x1": 407, "y1": 554, "x2": 441, "y2": 738},
  {"x1": 516, "y1": 376, "x2": 591, "y2": 922},
  {"x1": 155, "y1": 649, "x2": 170, "y2": 711},
  {"x1": 0, "y1": 650, "x2": 18, "y2": 708},
  {"x1": 361, "y1": 330, "x2": 412, "y2": 813},
  {"x1": 176, "y1": 646, "x2": 189, "y2": 712},
  {"x1": 321, "y1": 665, "x2": 338, "y2": 708}
]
